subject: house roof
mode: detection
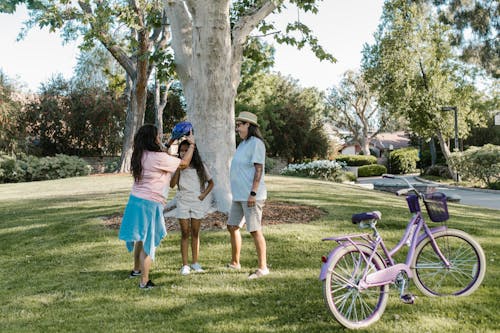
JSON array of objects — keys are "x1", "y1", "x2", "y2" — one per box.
[{"x1": 372, "y1": 131, "x2": 411, "y2": 150}]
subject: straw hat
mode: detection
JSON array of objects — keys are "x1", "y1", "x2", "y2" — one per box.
[{"x1": 235, "y1": 111, "x2": 259, "y2": 127}]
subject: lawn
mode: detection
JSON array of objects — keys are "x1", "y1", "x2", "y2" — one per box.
[{"x1": 0, "y1": 174, "x2": 498, "y2": 332}]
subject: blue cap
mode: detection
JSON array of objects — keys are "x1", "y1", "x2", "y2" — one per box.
[{"x1": 171, "y1": 121, "x2": 193, "y2": 140}]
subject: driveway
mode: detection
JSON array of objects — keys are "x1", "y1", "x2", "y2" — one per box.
[{"x1": 356, "y1": 175, "x2": 500, "y2": 211}]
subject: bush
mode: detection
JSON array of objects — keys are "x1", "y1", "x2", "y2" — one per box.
[
  {"x1": 280, "y1": 160, "x2": 346, "y2": 181},
  {"x1": 357, "y1": 164, "x2": 387, "y2": 177},
  {"x1": 334, "y1": 155, "x2": 377, "y2": 166},
  {"x1": 424, "y1": 164, "x2": 452, "y2": 179},
  {"x1": 0, "y1": 153, "x2": 91, "y2": 183},
  {"x1": 389, "y1": 148, "x2": 419, "y2": 174},
  {"x1": 449, "y1": 144, "x2": 500, "y2": 188}
]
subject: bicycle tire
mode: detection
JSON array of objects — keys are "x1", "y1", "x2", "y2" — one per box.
[
  {"x1": 412, "y1": 229, "x2": 486, "y2": 297},
  {"x1": 322, "y1": 245, "x2": 389, "y2": 329}
]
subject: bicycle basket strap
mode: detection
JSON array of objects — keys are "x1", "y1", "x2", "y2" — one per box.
[
  {"x1": 423, "y1": 192, "x2": 449, "y2": 222},
  {"x1": 406, "y1": 194, "x2": 420, "y2": 213}
]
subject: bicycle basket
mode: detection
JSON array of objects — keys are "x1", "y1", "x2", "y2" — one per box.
[
  {"x1": 423, "y1": 192, "x2": 449, "y2": 222},
  {"x1": 406, "y1": 194, "x2": 421, "y2": 213}
]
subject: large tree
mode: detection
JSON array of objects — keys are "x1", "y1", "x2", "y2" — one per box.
[
  {"x1": 325, "y1": 70, "x2": 386, "y2": 156},
  {"x1": 362, "y1": 0, "x2": 489, "y2": 180},
  {"x1": 153, "y1": 0, "x2": 334, "y2": 211}
]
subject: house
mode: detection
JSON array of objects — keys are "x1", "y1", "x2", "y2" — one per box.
[{"x1": 371, "y1": 131, "x2": 411, "y2": 157}]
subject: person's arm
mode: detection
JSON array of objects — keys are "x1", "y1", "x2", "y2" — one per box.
[
  {"x1": 170, "y1": 169, "x2": 180, "y2": 188},
  {"x1": 199, "y1": 178, "x2": 214, "y2": 201},
  {"x1": 178, "y1": 131, "x2": 196, "y2": 170},
  {"x1": 247, "y1": 163, "x2": 263, "y2": 207}
]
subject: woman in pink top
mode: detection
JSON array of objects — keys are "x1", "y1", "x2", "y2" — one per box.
[{"x1": 119, "y1": 124, "x2": 195, "y2": 289}]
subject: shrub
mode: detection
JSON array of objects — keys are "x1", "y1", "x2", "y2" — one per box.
[
  {"x1": 334, "y1": 155, "x2": 377, "y2": 166},
  {"x1": 0, "y1": 154, "x2": 91, "y2": 183},
  {"x1": 424, "y1": 164, "x2": 452, "y2": 179},
  {"x1": 389, "y1": 148, "x2": 419, "y2": 174},
  {"x1": 280, "y1": 160, "x2": 346, "y2": 181},
  {"x1": 357, "y1": 164, "x2": 387, "y2": 177},
  {"x1": 449, "y1": 144, "x2": 500, "y2": 188}
]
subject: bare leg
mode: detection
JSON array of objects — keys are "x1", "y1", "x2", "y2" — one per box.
[
  {"x1": 250, "y1": 230, "x2": 267, "y2": 270},
  {"x1": 191, "y1": 218, "x2": 202, "y2": 263},
  {"x1": 179, "y1": 219, "x2": 190, "y2": 266},
  {"x1": 140, "y1": 248, "x2": 152, "y2": 285},
  {"x1": 133, "y1": 241, "x2": 143, "y2": 271},
  {"x1": 228, "y1": 225, "x2": 242, "y2": 266}
]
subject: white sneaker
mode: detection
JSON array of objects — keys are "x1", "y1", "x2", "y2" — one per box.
[
  {"x1": 190, "y1": 263, "x2": 204, "y2": 272},
  {"x1": 248, "y1": 268, "x2": 270, "y2": 280},
  {"x1": 180, "y1": 265, "x2": 191, "y2": 275}
]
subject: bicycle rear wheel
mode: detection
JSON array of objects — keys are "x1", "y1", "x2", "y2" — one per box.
[
  {"x1": 322, "y1": 245, "x2": 389, "y2": 329},
  {"x1": 412, "y1": 229, "x2": 486, "y2": 297}
]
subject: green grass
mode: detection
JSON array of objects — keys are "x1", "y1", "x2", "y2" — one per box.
[{"x1": 1, "y1": 174, "x2": 498, "y2": 333}]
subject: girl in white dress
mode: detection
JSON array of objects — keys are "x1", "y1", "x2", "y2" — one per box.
[{"x1": 170, "y1": 140, "x2": 214, "y2": 275}]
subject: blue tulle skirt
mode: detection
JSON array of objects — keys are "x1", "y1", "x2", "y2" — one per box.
[{"x1": 118, "y1": 195, "x2": 166, "y2": 260}]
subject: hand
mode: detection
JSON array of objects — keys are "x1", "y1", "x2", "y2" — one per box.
[
  {"x1": 247, "y1": 195, "x2": 256, "y2": 207},
  {"x1": 198, "y1": 194, "x2": 206, "y2": 201},
  {"x1": 186, "y1": 130, "x2": 195, "y2": 146}
]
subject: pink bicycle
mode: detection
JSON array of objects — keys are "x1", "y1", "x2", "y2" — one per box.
[{"x1": 319, "y1": 174, "x2": 486, "y2": 329}]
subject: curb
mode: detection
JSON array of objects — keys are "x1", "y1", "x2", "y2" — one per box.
[{"x1": 414, "y1": 176, "x2": 500, "y2": 194}]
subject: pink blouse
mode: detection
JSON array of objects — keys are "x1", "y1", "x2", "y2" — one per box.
[{"x1": 131, "y1": 151, "x2": 181, "y2": 204}]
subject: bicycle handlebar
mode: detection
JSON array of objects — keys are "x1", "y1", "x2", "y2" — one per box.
[{"x1": 382, "y1": 174, "x2": 423, "y2": 198}]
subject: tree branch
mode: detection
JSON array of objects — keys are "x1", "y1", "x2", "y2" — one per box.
[
  {"x1": 78, "y1": 1, "x2": 136, "y2": 78},
  {"x1": 230, "y1": 1, "x2": 278, "y2": 88},
  {"x1": 164, "y1": 0, "x2": 192, "y2": 82}
]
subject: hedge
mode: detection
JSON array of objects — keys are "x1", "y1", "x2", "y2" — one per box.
[
  {"x1": 389, "y1": 148, "x2": 419, "y2": 174},
  {"x1": 357, "y1": 164, "x2": 387, "y2": 177},
  {"x1": 0, "y1": 153, "x2": 91, "y2": 183},
  {"x1": 334, "y1": 155, "x2": 377, "y2": 166}
]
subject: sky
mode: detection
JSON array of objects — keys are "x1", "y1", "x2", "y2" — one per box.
[{"x1": 0, "y1": 1, "x2": 384, "y2": 92}]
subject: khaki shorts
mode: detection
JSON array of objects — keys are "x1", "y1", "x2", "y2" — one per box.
[{"x1": 227, "y1": 201, "x2": 265, "y2": 232}]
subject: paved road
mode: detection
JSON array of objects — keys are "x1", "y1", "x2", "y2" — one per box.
[{"x1": 356, "y1": 175, "x2": 500, "y2": 211}]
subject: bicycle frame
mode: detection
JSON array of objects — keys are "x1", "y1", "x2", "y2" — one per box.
[{"x1": 319, "y1": 211, "x2": 452, "y2": 289}]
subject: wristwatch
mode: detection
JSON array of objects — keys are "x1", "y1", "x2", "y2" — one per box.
[{"x1": 250, "y1": 191, "x2": 257, "y2": 196}]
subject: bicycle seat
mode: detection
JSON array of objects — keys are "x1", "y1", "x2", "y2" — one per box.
[{"x1": 352, "y1": 211, "x2": 382, "y2": 224}]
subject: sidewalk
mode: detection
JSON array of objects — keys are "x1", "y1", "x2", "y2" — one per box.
[{"x1": 356, "y1": 175, "x2": 500, "y2": 210}]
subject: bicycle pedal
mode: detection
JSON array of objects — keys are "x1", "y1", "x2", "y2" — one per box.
[{"x1": 400, "y1": 294, "x2": 415, "y2": 304}]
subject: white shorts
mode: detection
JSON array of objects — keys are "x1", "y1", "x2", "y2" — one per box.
[
  {"x1": 227, "y1": 201, "x2": 265, "y2": 232},
  {"x1": 176, "y1": 199, "x2": 207, "y2": 220}
]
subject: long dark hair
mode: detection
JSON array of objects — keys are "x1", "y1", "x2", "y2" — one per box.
[
  {"x1": 177, "y1": 140, "x2": 208, "y2": 188},
  {"x1": 246, "y1": 124, "x2": 264, "y2": 141},
  {"x1": 131, "y1": 124, "x2": 163, "y2": 181}
]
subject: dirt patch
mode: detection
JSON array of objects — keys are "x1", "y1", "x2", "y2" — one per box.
[{"x1": 102, "y1": 201, "x2": 326, "y2": 231}]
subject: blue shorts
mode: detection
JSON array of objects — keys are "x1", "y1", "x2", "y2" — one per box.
[{"x1": 118, "y1": 195, "x2": 166, "y2": 260}]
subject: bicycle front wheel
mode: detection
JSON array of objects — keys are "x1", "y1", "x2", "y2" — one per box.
[
  {"x1": 322, "y1": 245, "x2": 389, "y2": 329},
  {"x1": 412, "y1": 229, "x2": 486, "y2": 297}
]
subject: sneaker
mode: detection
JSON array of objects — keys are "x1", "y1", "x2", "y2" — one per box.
[
  {"x1": 190, "y1": 263, "x2": 204, "y2": 273},
  {"x1": 129, "y1": 270, "x2": 141, "y2": 278},
  {"x1": 226, "y1": 263, "x2": 241, "y2": 270},
  {"x1": 180, "y1": 265, "x2": 191, "y2": 275},
  {"x1": 139, "y1": 280, "x2": 156, "y2": 289},
  {"x1": 248, "y1": 268, "x2": 270, "y2": 280}
]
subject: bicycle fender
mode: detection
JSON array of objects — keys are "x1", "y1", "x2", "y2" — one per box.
[{"x1": 319, "y1": 243, "x2": 383, "y2": 281}]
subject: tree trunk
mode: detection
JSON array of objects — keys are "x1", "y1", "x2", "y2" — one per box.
[
  {"x1": 165, "y1": 0, "x2": 276, "y2": 212},
  {"x1": 430, "y1": 137, "x2": 437, "y2": 166},
  {"x1": 360, "y1": 140, "x2": 371, "y2": 155},
  {"x1": 183, "y1": 1, "x2": 235, "y2": 213},
  {"x1": 436, "y1": 130, "x2": 460, "y2": 182}
]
